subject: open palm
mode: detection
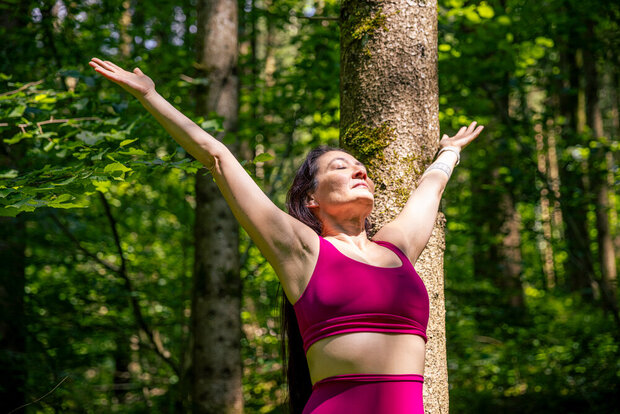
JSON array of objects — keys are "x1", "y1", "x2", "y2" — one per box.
[
  {"x1": 440, "y1": 121, "x2": 484, "y2": 150},
  {"x1": 89, "y1": 57, "x2": 155, "y2": 98}
]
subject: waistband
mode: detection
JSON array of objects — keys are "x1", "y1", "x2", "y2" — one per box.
[{"x1": 312, "y1": 374, "x2": 424, "y2": 391}]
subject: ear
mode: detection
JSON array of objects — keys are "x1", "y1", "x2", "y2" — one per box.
[{"x1": 305, "y1": 193, "x2": 318, "y2": 208}]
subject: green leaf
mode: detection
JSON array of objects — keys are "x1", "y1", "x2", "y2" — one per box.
[
  {"x1": 43, "y1": 140, "x2": 56, "y2": 152},
  {"x1": 8, "y1": 105, "x2": 26, "y2": 118},
  {"x1": 120, "y1": 138, "x2": 139, "y2": 147},
  {"x1": 0, "y1": 188, "x2": 16, "y2": 198},
  {"x1": 0, "y1": 169, "x2": 18, "y2": 179},
  {"x1": 53, "y1": 193, "x2": 72, "y2": 203},
  {"x1": 4, "y1": 132, "x2": 32, "y2": 145},
  {"x1": 90, "y1": 148, "x2": 110, "y2": 161},
  {"x1": 103, "y1": 161, "x2": 132, "y2": 180},
  {"x1": 34, "y1": 93, "x2": 56, "y2": 103},
  {"x1": 253, "y1": 153, "x2": 274, "y2": 163},
  {"x1": 118, "y1": 148, "x2": 147, "y2": 156},
  {"x1": 51, "y1": 176, "x2": 78, "y2": 186},
  {"x1": 103, "y1": 162, "x2": 132, "y2": 174},
  {"x1": 91, "y1": 180, "x2": 112, "y2": 193}
]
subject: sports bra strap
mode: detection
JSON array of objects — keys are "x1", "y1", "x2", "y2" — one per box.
[{"x1": 372, "y1": 239, "x2": 413, "y2": 267}]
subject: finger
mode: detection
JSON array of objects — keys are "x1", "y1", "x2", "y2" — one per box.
[
  {"x1": 133, "y1": 67, "x2": 144, "y2": 75},
  {"x1": 441, "y1": 134, "x2": 449, "y2": 140},
  {"x1": 463, "y1": 126, "x2": 484, "y2": 142},
  {"x1": 466, "y1": 121, "x2": 477, "y2": 134},
  {"x1": 92, "y1": 58, "x2": 115, "y2": 72},
  {"x1": 89, "y1": 61, "x2": 111, "y2": 74},
  {"x1": 455, "y1": 126, "x2": 467, "y2": 137},
  {"x1": 105, "y1": 60, "x2": 124, "y2": 71},
  {"x1": 91, "y1": 65, "x2": 122, "y2": 82}
]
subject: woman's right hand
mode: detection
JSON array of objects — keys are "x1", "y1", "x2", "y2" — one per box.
[{"x1": 89, "y1": 57, "x2": 155, "y2": 99}]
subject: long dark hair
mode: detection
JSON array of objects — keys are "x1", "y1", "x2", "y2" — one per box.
[{"x1": 281, "y1": 146, "x2": 370, "y2": 413}]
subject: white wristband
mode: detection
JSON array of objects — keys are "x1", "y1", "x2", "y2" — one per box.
[{"x1": 437, "y1": 146, "x2": 461, "y2": 165}]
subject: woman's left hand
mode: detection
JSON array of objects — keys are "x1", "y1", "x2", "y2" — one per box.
[{"x1": 439, "y1": 121, "x2": 484, "y2": 151}]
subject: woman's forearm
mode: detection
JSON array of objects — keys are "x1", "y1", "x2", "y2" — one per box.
[{"x1": 137, "y1": 90, "x2": 225, "y2": 169}]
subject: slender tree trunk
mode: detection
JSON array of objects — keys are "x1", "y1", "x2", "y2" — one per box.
[
  {"x1": 112, "y1": 334, "x2": 131, "y2": 404},
  {"x1": 610, "y1": 59, "x2": 620, "y2": 255},
  {"x1": 192, "y1": 0, "x2": 242, "y2": 412},
  {"x1": 535, "y1": 124, "x2": 556, "y2": 288},
  {"x1": 339, "y1": 1, "x2": 449, "y2": 412},
  {"x1": 558, "y1": 47, "x2": 596, "y2": 297},
  {"x1": 498, "y1": 191, "x2": 525, "y2": 308},
  {"x1": 0, "y1": 6, "x2": 29, "y2": 411},
  {"x1": 583, "y1": 24, "x2": 617, "y2": 304},
  {"x1": 0, "y1": 216, "x2": 26, "y2": 413},
  {"x1": 546, "y1": 124, "x2": 564, "y2": 241}
]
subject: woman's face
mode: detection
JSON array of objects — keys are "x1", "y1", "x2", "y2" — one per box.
[{"x1": 307, "y1": 151, "x2": 375, "y2": 215}]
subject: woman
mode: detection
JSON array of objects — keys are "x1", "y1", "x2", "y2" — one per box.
[{"x1": 89, "y1": 57, "x2": 483, "y2": 413}]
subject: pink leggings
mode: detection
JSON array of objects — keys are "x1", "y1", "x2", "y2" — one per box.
[{"x1": 302, "y1": 374, "x2": 424, "y2": 414}]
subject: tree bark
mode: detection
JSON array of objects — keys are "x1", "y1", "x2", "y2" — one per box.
[
  {"x1": 192, "y1": 0, "x2": 242, "y2": 412},
  {"x1": 339, "y1": 1, "x2": 449, "y2": 412},
  {"x1": 535, "y1": 124, "x2": 556, "y2": 288}
]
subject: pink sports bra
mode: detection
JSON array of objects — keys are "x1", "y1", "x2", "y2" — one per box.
[{"x1": 293, "y1": 235, "x2": 429, "y2": 353}]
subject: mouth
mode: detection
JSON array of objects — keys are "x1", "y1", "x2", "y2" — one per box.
[{"x1": 353, "y1": 183, "x2": 369, "y2": 189}]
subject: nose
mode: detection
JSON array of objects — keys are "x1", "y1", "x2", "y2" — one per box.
[{"x1": 353, "y1": 165, "x2": 367, "y2": 179}]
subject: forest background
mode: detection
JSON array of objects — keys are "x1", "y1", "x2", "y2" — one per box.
[{"x1": 0, "y1": 0, "x2": 618, "y2": 413}]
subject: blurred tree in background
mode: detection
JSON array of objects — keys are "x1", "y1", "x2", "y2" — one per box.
[{"x1": 0, "y1": 0, "x2": 618, "y2": 413}]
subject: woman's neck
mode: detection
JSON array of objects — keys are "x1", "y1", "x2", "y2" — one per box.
[{"x1": 320, "y1": 216, "x2": 368, "y2": 243}]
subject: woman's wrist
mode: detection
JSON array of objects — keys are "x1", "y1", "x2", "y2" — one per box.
[
  {"x1": 421, "y1": 148, "x2": 459, "y2": 180},
  {"x1": 437, "y1": 146, "x2": 461, "y2": 165},
  {"x1": 136, "y1": 87, "x2": 158, "y2": 102}
]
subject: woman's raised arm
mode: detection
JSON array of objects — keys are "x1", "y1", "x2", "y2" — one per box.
[
  {"x1": 89, "y1": 58, "x2": 317, "y2": 298},
  {"x1": 89, "y1": 58, "x2": 222, "y2": 168},
  {"x1": 373, "y1": 121, "x2": 484, "y2": 264}
]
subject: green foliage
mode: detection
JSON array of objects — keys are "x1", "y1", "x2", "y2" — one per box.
[{"x1": 0, "y1": 79, "x2": 205, "y2": 217}]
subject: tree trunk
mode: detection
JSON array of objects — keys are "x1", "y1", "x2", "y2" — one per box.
[
  {"x1": 192, "y1": 0, "x2": 242, "y2": 412},
  {"x1": 0, "y1": 216, "x2": 26, "y2": 413},
  {"x1": 558, "y1": 47, "x2": 596, "y2": 297},
  {"x1": 535, "y1": 124, "x2": 556, "y2": 288},
  {"x1": 339, "y1": 1, "x2": 449, "y2": 412},
  {"x1": 583, "y1": 23, "x2": 617, "y2": 305}
]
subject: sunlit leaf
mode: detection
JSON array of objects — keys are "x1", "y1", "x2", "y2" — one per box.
[
  {"x1": 0, "y1": 169, "x2": 18, "y2": 179},
  {"x1": 253, "y1": 153, "x2": 274, "y2": 163},
  {"x1": 120, "y1": 138, "x2": 139, "y2": 147}
]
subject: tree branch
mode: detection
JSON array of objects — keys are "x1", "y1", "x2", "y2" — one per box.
[
  {"x1": 0, "y1": 79, "x2": 44, "y2": 97},
  {"x1": 98, "y1": 192, "x2": 181, "y2": 375},
  {"x1": 8, "y1": 116, "x2": 102, "y2": 134}
]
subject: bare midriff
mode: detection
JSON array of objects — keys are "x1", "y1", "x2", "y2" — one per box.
[{"x1": 305, "y1": 332, "x2": 426, "y2": 385}]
